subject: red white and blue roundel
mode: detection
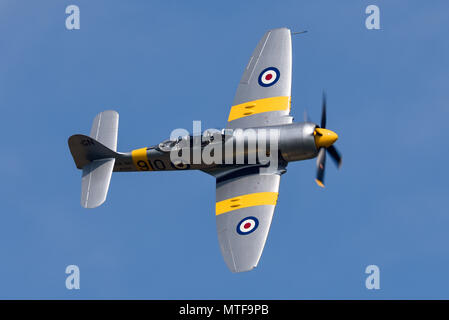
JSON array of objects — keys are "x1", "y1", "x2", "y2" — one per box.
[
  {"x1": 236, "y1": 216, "x2": 259, "y2": 235},
  {"x1": 258, "y1": 67, "x2": 280, "y2": 87}
]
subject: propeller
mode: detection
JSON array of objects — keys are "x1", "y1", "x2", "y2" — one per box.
[{"x1": 314, "y1": 92, "x2": 342, "y2": 187}]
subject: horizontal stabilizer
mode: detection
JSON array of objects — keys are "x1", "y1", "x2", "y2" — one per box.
[
  {"x1": 69, "y1": 110, "x2": 120, "y2": 209},
  {"x1": 90, "y1": 110, "x2": 119, "y2": 151},
  {"x1": 81, "y1": 158, "x2": 115, "y2": 208}
]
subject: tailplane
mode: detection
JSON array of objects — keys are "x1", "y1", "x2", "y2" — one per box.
[{"x1": 68, "y1": 110, "x2": 119, "y2": 208}]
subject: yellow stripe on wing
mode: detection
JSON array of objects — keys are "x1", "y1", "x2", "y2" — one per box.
[
  {"x1": 216, "y1": 192, "x2": 279, "y2": 216},
  {"x1": 227, "y1": 96, "x2": 290, "y2": 122}
]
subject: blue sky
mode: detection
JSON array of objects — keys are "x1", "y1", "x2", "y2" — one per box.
[{"x1": 0, "y1": 0, "x2": 448, "y2": 299}]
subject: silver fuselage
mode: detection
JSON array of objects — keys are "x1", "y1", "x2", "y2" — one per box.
[{"x1": 112, "y1": 122, "x2": 319, "y2": 173}]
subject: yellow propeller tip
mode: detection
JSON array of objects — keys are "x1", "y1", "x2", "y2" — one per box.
[{"x1": 315, "y1": 179, "x2": 325, "y2": 188}]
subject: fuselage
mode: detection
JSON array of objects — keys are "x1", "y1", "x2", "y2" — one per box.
[{"x1": 112, "y1": 122, "x2": 320, "y2": 174}]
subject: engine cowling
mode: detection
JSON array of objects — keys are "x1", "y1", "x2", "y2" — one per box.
[{"x1": 278, "y1": 122, "x2": 318, "y2": 162}]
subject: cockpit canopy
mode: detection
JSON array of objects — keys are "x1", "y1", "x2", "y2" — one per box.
[{"x1": 156, "y1": 129, "x2": 229, "y2": 152}]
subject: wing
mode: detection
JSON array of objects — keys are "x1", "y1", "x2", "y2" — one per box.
[
  {"x1": 215, "y1": 170, "x2": 281, "y2": 272},
  {"x1": 227, "y1": 28, "x2": 293, "y2": 129}
]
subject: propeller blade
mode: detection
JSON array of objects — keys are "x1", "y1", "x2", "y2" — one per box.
[
  {"x1": 303, "y1": 109, "x2": 309, "y2": 122},
  {"x1": 321, "y1": 92, "x2": 327, "y2": 128},
  {"x1": 315, "y1": 148, "x2": 326, "y2": 188},
  {"x1": 327, "y1": 145, "x2": 342, "y2": 168}
]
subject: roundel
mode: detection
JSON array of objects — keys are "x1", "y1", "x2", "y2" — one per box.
[
  {"x1": 236, "y1": 216, "x2": 259, "y2": 235},
  {"x1": 258, "y1": 67, "x2": 280, "y2": 87}
]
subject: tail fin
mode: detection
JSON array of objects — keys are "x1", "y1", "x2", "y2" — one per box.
[{"x1": 68, "y1": 110, "x2": 119, "y2": 208}]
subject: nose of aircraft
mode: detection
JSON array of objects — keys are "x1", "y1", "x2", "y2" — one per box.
[{"x1": 314, "y1": 127, "x2": 338, "y2": 148}]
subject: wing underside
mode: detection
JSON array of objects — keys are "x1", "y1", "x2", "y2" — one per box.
[
  {"x1": 226, "y1": 28, "x2": 293, "y2": 129},
  {"x1": 215, "y1": 28, "x2": 291, "y2": 272},
  {"x1": 216, "y1": 171, "x2": 281, "y2": 272}
]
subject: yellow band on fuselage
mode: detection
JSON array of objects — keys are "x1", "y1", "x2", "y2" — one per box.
[
  {"x1": 227, "y1": 96, "x2": 290, "y2": 122},
  {"x1": 216, "y1": 192, "x2": 278, "y2": 215},
  {"x1": 132, "y1": 147, "x2": 152, "y2": 171}
]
